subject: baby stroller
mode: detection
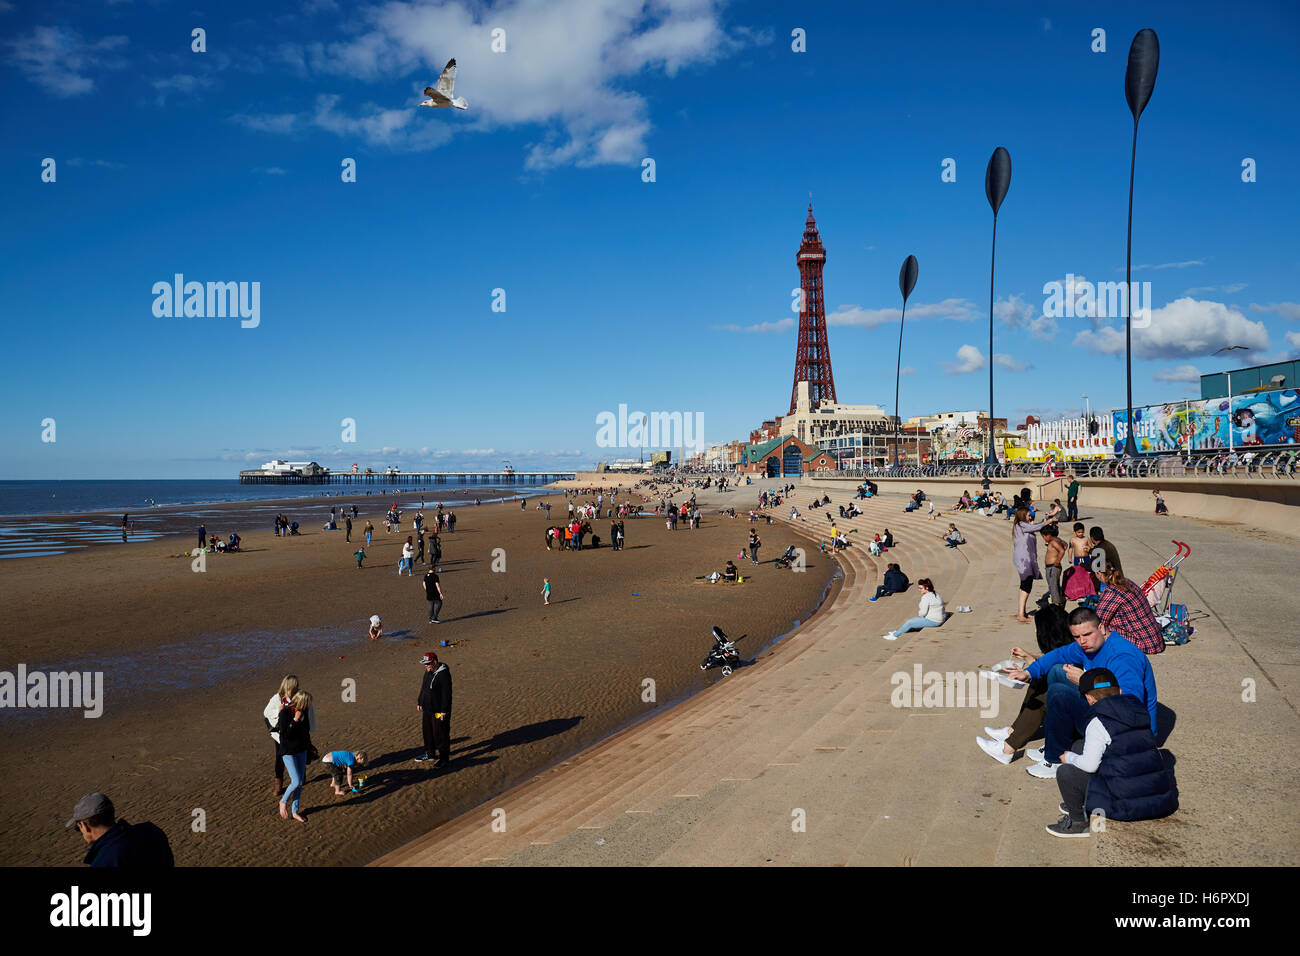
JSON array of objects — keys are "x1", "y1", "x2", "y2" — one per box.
[
  {"x1": 1142, "y1": 540, "x2": 1193, "y2": 645},
  {"x1": 774, "y1": 544, "x2": 798, "y2": 569},
  {"x1": 700, "y1": 626, "x2": 743, "y2": 677}
]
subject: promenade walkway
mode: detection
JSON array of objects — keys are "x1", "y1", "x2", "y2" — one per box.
[{"x1": 375, "y1": 480, "x2": 1297, "y2": 866}]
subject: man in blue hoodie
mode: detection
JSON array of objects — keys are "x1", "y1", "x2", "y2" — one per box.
[
  {"x1": 1046, "y1": 667, "x2": 1178, "y2": 837},
  {"x1": 869, "y1": 563, "x2": 909, "y2": 602},
  {"x1": 1005, "y1": 607, "x2": 1158, "y2": 779}
]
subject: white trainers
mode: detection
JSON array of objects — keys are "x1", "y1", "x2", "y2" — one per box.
[
  {"x1": 984, "y1": 726, "x2": 1012, "y2": 742},
  {"x1": 1025, "y1": 747, "x2": 1046, "y2": 764},
  {"x1": 1026, "y1": 761, "x2": 1059, "y2": 779},
  {"x1": 976, "y1": 736, "x2": 1014, "y2": 765},
  {"x1": 881, "y1": 633, "x2": 897, "y2": 641}
]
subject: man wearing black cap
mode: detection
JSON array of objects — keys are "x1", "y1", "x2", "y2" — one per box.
[
  {"x1": 67, "y1": 793, "x2": 174, "y2": 867},
  {"x1": 415, "y1": 652, "x2": 452, "y2": 769}
]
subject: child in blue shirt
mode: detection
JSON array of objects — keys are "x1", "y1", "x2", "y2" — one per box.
[{"x1": 322, "y1": 750, "x2": 367, "y2": 795}]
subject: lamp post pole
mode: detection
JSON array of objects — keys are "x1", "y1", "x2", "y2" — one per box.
[
  {"x1": 1122, "y1": 28, "x2": 1160, "y2": 460},
  {"x1": 895, "y1": 255, "x2": 919, "y2": 474},
  {"x1": 983, "y1": 148, "x2": 1011, "y2": 473}
]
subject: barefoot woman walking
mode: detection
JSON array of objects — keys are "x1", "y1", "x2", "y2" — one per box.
[
  {"x1": 1011, "y1": 507, "x2": 1048, "y2": 622},
  {"x1": 276, "y1": 691, "x2": 314, "y2": 823}
]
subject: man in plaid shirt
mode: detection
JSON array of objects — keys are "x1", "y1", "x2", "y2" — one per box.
[{"x1": 1096, "y1": 572, "x2": 1165, "y2": 655}]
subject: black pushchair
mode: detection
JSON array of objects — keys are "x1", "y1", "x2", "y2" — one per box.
[
  {"x1": 700, "y1": 626, "x2": 743, "y2": 677},
  {"x1": 774, "y1": 544, "x2": 798, "y2": 569}
]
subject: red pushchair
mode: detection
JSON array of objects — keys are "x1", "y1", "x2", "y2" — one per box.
[{"x1": 1142, "y1": 540, "x2": 1192, "y2": 644}]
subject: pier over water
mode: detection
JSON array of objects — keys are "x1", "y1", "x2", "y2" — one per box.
[{"x1": 238, "y1": 471, "x2": 575, "y2": 486}]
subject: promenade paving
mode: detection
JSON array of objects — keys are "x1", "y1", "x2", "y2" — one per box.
[{"x1": 374, "y1": 478, "x2": 1298, "y2": 867}]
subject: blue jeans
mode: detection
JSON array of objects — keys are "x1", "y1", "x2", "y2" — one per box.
[
  {"x1": 891, "y1": 617, "x2": 942, "y2": 637},
  {"x1": 281, "y1": 751, "x2": 306, "y2": 814},
  {"x1": 1044, "y1": 666, "x2": 1091, "y2": 763}
]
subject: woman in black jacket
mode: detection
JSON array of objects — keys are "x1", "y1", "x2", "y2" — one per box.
[{"x1": 276, "y1": 691, "x2": 314, "y2": 823}]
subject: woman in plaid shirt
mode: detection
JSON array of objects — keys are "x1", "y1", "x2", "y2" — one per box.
[{"x1": 1096, "y1": 565, "x2": 1164, "y2": 655}]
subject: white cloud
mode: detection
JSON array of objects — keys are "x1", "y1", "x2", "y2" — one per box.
[
  {"x1": 5, "y1": 26, "x2": 128, "y2": 97},
  {"x1": 1073, "y1": 298, "x2": 1270, "y2": 359},
  {"x1": 1131, "y1": 260, "x2": 1206, "y2": 271},
  {"x1": 946, "y1": 345, "x2": 984, "y2": 374},
  {"x1": 1250, "y1": 301, "x2": 1300, "y2": 322},
  {"x1": 256, "y1": 0, "x2": 753, "y2": 165},
  {"x1": 827, "y1": 297, "x2": 978, "y2": 328},
  {"x1": 899, "y1": 366, "x2": 915, "y2": 376},
  {"x1": 1153, "y1": 364, "x2": 1203, "y2": 384},
  {"x1": 996, "y1": 293, "x2": 1059, "y2": 340},
  {"x1": 67, "y1": 157, "x2": 125, "y2": 169},
  {"x1": 1183, "y1": 283, "x2": 1245, "y2": 296},
  {"x1": 153, "y1": 73, "x2": 214, "y2": 105},
  {"x1": 1286, "y1": 331, "x2": 1300, "y2": 350},
  {"x1": 715, "y1": 317, "x2": 794, "y2": 333},
  {"x1": 943, "y1": 345, "x2": 1028, "y2": 374}
]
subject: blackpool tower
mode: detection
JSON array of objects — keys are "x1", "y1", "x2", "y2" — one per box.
[{"x1": 790, "y1": 204, "x2": 837, "y2": 414}]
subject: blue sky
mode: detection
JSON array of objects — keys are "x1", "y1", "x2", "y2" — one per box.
[{"x1": 2, "y1": 0, "x2": 1298, "y2": 478}]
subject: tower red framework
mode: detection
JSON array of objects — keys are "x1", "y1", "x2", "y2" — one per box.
[{"x1": 790, "y1": 204, "x2": 837, "y2": 414}]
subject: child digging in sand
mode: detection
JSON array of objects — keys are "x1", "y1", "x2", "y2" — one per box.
[
  {"x1": 322, "y1": 750, "x2": 367, "y2": 796},
  {"x1": 368, "y1": 615, "x2": 382, "y2": 641},
  {"x1": 541, "y1": 577, "x2": 551, "y2": 606}
]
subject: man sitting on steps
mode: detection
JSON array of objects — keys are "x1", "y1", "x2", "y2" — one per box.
[{"x1": 1001, "y1": 607, "x2": 1158, "y2": 780}]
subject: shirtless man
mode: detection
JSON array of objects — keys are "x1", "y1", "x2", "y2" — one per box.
[{"x1": 1042, "y1": 525, "x2": 1067, "y2": 606}]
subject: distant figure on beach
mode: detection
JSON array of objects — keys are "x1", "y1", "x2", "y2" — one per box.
[
  {"x1": 275, "y1": 691, "x2": 314, "y2": 823},
  {"x1": 447, "y1": 511, "x2": 456, "y2": 532},
  {"x1": 354, "y1": 546, "x2": 366, "y2": 568},
  {"x1": 364, "y1": 520, "x2": 373, "y2": 545},
  {"x1": 423, "y1": 567, "x2": 444, "y2": 623},
  {"x1": 1153, "y1": 489, "x2": 1169, "y2": 516},
  {"x1": 198, "y1": 524, "x2": 206, "y2": 549},
  {"x1": 399, "y1": 537, "x2": 414, "y2": 575},
  {"x1": 345, "y1": 515, "x2": 353, "y2": 542},
  {"x1": 67, "y1": 793, "x2": 173, "y2": 867},
  {"x1": 369, "y1": 615, "x2": 383, "y2": 641},
  {"x1": 415, "y1": 652, "x2": 452, "y2": 769},
  {"x1": 415, "y1": 529, "x2": 426, "y2": 564},
  {"x1": 541, "y1": 577, "x2": 551, "y2": 606},
  {"x1": 748, "y1": 529, "x2": 761, "y2": 564}
]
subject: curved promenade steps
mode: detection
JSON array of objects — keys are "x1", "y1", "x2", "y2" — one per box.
[{"x1": 374, "y1": 483, "x2": 1297, "y2": 866}]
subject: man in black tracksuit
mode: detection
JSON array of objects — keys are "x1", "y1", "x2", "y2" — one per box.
[{"x1": 416, "y1": 652, "x2": 452, "y2": 768}]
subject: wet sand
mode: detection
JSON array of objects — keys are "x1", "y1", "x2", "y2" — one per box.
[{"x1": 0, "y1": 489, "x2": 836, "y2": 866}]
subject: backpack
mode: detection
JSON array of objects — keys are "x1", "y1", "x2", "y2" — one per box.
[
  {"x1": 1063, "y1": 565, "x2": 1097, "y2": 601},
  {"x1": 1159, "y1": 603, "x2": 1193, "y2": 645}
]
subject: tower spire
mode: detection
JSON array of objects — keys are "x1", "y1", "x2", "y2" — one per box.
[{"x1": 791, "y1": 203, "x2": 836, "y2": 414}]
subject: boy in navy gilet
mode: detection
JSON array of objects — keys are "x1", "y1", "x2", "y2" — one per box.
[{"x1": 1048, "y1": 667, "x2": 1178, "y2": 837}]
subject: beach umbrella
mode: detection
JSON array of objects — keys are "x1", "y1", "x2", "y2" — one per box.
[
  {"x1": 983, "y1": 146, "x2": 1011, "y2": 472},
  {"x1": 894, "y1": 255, "x2": 919, "y2": 470},
  {"x1": 1121, "y1": 28, "x2": 1159, "y2": 460}
]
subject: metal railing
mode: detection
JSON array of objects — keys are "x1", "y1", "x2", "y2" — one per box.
[{"x1": 821, "y1": 451, "x2": 1298, "y2": 481}]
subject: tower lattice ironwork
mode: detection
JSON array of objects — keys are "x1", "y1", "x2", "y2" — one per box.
[{"x1": 790, "y1": 204, "x2": 837, "y2": 414}]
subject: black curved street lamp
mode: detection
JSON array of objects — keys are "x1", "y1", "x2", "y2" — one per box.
[
  {"x1": 894, "y1": 254, "x2": 918, "y2": 471},
  {"x1": 1121, "y1": 28, "x2": 1160, "y2": 460},
  {"x1": 984, "y1": 146, "x2": 1011, "y2": 473}
]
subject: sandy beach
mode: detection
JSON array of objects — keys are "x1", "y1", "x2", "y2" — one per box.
[{"x1": 0, "y1": 482, "x2": 837, "y2": 866}]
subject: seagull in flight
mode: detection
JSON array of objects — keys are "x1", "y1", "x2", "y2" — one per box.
[{"x1": 421, "y1": 59, "x2": 468, "y2": 110}]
